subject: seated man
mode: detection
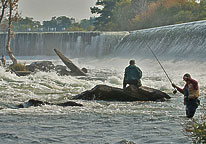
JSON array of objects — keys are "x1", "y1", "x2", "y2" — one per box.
[{"x1": 123, "y1": 60, "x2": 142, "y2": 89}]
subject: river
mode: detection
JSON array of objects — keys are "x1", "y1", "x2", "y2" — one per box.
[{"x1": 0, "y1": 21, "x2": 206, "y2": 144}]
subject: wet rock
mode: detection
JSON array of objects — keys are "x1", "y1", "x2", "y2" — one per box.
[
  {"x1": 25, "y1": 60, "x2": 87, "y2": 76},
  {"x1": 26, "y1": 61, "x2": 55, "y2": 72},
  {"x1": 55, "y1": 65, "x2": 71, "y2": 76},
  {"x1": 81, "y1": 67, "x2": 88, "y2": 73},
  {"x1": 72, "y1": 84, "x2": 171, "y2": 102},
  {"x1": 17, "y1": 99, "x2": 83, "y2": 108}
]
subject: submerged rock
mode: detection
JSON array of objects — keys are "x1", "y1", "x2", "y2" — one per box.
[
  {"x1": 17, "y1": 99, "x2": 83, "y2": 108},
  {"x1": 72, "y1": 85, "x2": 171, "y2": 102}
]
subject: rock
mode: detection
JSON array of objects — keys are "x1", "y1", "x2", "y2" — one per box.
[
  {"x1": 55, "y1": 65, "x2": 71, "y2": 76},
  {"x1": 81, "y1": 67, "x2": 88, "y2": 73},
  {"x1": 72, "y1": 85, "x2": 171, "y2": 102},
  {"x1": 24, "y1": 49, "x2": 87, "y2": 76},
  {"x1": 26, "y1": 61, "x2": 55, "y2": 72},
  {"x1": 25, "y1": 60, "x2": 86, "y2": 76},
  {"x1": 17, "y1": 99, "x2": 83, "y2": 108}
]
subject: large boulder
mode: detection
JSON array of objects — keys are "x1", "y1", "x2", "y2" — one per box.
[{"x1": 72, "y1": 85, "x2": 171, "y2": 102}]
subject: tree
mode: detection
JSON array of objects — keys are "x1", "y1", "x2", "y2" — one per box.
[
  {"x1": 56, "y1": 16, "x2": 74, "y2": 31},
  {"x1": 12, "y1": 17, "x2": 41, "y2": 32},
  {"x1": 91, "y1": 0, "x2": 120, "y2": 30},
  {"x1": 112, "y1": 0, "x2": 132, "y2": 31},
  {"x1": 79, "y1": 18, "x2": 95, "y2": 31},
  {"x1": 0, "y1": 0, "x2": 19, "y2": 64},
  {"x1": 6, "y1": 0, "x2": 18, "y2": 64},
  {"x1": 91, "y1": 0, "x2": 151, "y2": 31},
  {"x1": 0, "y1": 0, "x2": 8, "y2": 23},
  {"x1": 43, "y1": 16, "x2": 75, "y2": 31}
]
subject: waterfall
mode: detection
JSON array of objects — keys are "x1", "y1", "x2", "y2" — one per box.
[
  {"x1": 115, "y1": 20, "x2": 206, "y2": 60},
  {"x1": 0, "y1": 31, "x2": 128, "y2": 58},
  {"x1": 0, "y1": 20, "x2": 206, "y2": 60}
]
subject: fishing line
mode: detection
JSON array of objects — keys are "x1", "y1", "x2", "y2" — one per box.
[{"x1": 144, "y1": 39, "x2": 177, "y2": 94}]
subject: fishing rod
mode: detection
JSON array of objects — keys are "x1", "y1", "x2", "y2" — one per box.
[{"x1": 144, "y1": 41, "x2": 177, "y2": 94}]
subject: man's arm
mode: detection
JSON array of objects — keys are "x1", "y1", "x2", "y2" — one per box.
[
  {"x1": 172, "y1": 83, "x2": 184, "y2": 94},
  {"x1": 136, "y1": 67, "x2": 142, "y2": 79}
]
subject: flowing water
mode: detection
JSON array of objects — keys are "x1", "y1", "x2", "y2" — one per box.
[{"x1": 0, "y1": 21, "x2": 206, "y2": 144}]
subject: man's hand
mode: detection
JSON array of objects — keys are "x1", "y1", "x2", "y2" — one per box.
[{"x1": 172, "y1": 83, "x2": 176, "y2": 88}]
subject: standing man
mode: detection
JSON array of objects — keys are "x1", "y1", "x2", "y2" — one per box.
[
  {"x1": 172, "y1": 73, "x2": 200, "y2": 118},
  {"x1": 123, "y1": 60, "x2": 142, "y2": 89}
]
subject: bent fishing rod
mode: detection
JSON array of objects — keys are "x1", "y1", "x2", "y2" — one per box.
[{"x1": 144, "y1": 41, "x2": 177, "y2": 94}]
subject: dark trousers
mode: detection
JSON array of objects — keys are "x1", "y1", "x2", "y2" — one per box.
[
  {"x1": 185, "y1": 99, "x2": 199, "y2": 118},
  {"x1": 184, "y1": 89, "x2": 199, "y2": 118},
  {"x1": 123, "y1": 79, "x2": 141, "y2": 89}
]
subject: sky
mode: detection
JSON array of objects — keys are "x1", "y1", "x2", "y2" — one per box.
[{"x1": 18, "y1": 0, "x2": 97, "y2": 22}]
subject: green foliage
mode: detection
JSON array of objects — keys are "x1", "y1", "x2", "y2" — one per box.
[
  {"x1": 12, "y1": 17, "x2": 41, "y2": 32},
  {"x1": 12, "y1": 63, "x2": 27, "y2": 71},
  {"x1": 91, "y1": 0, "x2": 120, "y2": 30},
  {"x1": 112, "y1": 0, "x2": 132, "y2": 31},
  {"x1": 192, "y1": 119, "x2": 206, "y2": 143},
  {"x1": 43, "y1": 16, "x2": 74, "y2": 31},
  {"x1": 7, "y1": 0, "x2": 206, "y2": 32},
  {"x1": 80, "y1": 18, "x2": 95, "y2": 31},
  {"x1": 91, "y1": 0, "x2": 206, "y2": 31},
  {"x1": 68, "y1": 26, "x2": 85, "y2": 31},
  {"x1": 184, "y1": 116, "x2": 206, "y2": 143},
  {"x1": 10, "y1": 16, "x2": 94, "y2": 32},
  {"x1": 183, "y1": 106, "x2": 206, "y2": 143}
]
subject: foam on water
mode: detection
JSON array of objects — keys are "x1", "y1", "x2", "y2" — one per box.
[
  {"x1": 0, "y1": 57, "x2": 205, "y2": 114},
  {"x1": 0, "y1": 57, "x2": 205, "y2": 143}
]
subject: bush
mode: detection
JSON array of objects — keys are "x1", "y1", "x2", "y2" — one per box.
[
  {"x1": 184, "y1": 108, "x2": 206, "y2": 143},
  {"x1": 190, "y1": 117, "x2": 206, "y2": 143}
]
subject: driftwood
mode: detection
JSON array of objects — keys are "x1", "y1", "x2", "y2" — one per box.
[
  {"x1": 54, "y1": 49, "x2": 86, "y2": 76},
  {"x1": 73, "y1": 85, "x2": 171, "y2": 102},
  {"x1": 17, "y1": 99, "x2": 83, "y2": 108},
  {"x1": 10, "y1": 66, "x2": 31, "y2": 77},
  {"x1": 12, "y1": 70, "x2": 31, "y2": 76}
]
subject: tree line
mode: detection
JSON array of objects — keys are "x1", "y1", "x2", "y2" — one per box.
[
  {"x1": 91, "y1": 0, "x2": 206, "y2": 31},
  {"x1": 1, "y1": 0, "x2": 206, "y2": 32},
  {"x1": 0, "y1": 16, "x2": 95, "y2": 32}
]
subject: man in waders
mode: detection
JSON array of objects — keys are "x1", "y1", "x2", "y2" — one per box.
[
  {"x1": 172, "y1": 73, "x2": 200, "y2": 118},
  {"x1": 123, "y1": 60, "x2": 142, "y2": 89}
]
